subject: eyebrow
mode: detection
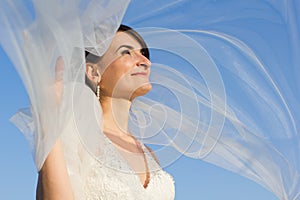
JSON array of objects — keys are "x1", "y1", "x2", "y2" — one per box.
[{"x1": 115, "y1": 45, "x2": 134, "y2": 53}]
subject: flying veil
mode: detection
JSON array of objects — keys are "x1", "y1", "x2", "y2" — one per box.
[
  {"x1": 123, "y1": 1, "x2": 300, "y2": 199},
  {"x1": 0, "y1": 0, "x2": 299, "y2": 199}
]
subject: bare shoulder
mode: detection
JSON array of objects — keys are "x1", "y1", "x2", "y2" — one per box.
[{"x1": 145, "y1": 145, "x2": 160, "y2": 165}]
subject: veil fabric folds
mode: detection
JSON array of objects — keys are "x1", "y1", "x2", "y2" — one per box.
[
  {"x1": 0, "y1": 0, "x2": 130, "y2": 171},
  {"x1": 124, "y1": 1, "x2": 300, "y2": 198},
  {"x1": 0, "y1": 0, "x2": 299, "y2": 199}
]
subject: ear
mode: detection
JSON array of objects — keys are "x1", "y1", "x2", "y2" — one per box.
[{"x1": 85, "y1": 63, "x2": 101, "y2": 84}]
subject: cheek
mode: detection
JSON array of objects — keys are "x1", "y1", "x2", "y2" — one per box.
[{"x1": 100, "y1": 60, "x2": 133, "y2": 90}]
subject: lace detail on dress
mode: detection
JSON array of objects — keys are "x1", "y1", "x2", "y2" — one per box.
[
  {"x1": 83, "y1": 157, "x2": 175, "y2": 200},
  {"x1": 60, "y1": 118, "x2": 175, "y2": 200},
  {"x1": 83, "y1": 137, "x2": 175, "y2": 200}
]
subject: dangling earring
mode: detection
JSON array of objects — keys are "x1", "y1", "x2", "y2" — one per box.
[{"x1": 96, "y1": 82, "x2": 100, "y2": 100}]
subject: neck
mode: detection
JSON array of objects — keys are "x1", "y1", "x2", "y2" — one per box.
[{"x1": 101, "y1": 97, "x2": 131, "y2": 135}]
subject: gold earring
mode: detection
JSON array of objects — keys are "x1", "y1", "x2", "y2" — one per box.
[{"x1": 96, "y1": 82, "x2": 100, "y2": 100}]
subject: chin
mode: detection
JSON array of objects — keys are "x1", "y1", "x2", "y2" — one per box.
[{"x1": 130, "y1": 83, "x2": 152, "y2": 100}]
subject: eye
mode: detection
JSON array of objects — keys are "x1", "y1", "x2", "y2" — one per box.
[{"x1": 121, "y1": 49, "x2": 131, "y2": 55}]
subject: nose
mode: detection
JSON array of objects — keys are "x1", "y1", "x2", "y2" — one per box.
[{"x1": 136, "y1": 52, "x2": 151, "y2": 70}]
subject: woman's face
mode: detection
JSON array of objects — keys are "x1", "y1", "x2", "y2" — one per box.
[{"x1": 99, "y1": 31, "x2": 152, "y2": 100}]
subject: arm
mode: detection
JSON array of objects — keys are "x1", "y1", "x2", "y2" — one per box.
[
  {"x1": 36, "y1": 139, "x2": 74, "y2": 200},
  {"x1": 36, "y1": 57, "x2": 74, "y2": 199}
]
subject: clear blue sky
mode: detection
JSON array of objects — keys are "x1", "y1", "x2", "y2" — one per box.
[{"x1": 1, "y1": 0, "x2": 295, "y2": 199}]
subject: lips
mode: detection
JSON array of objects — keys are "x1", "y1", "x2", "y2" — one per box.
[{"x1": 131, "y1": 72, "x2": 148, "y2": 76}]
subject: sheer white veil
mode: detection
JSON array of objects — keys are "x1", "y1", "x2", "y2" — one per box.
[
  {"x1": 0, "y1": 0, "x2": 299, "y2": 199},
  {"x1": 125, "y1": 1, "x2": 300, "y2": 198},
  {"x1": 0, "y1": 0, "x2": 130, "y2": 170}
]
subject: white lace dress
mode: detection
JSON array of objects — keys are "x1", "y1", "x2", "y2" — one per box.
[{"x1": 60, "y1": 110, "x2": 175, "y2": 200}]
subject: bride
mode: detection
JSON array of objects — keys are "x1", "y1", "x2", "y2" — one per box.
[
  {"x1": 1, "y1": 0, "x2": 299, "y2": 199},
  {"x1": 0, "y1": 1, "x2": 175, "y2": 199},
  {"x1": 36, "y1": 24, "x2": 175, "y2": 200}
]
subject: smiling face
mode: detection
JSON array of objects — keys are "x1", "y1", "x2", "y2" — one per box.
[{"x1": 98, "y1": 31, "x2": 152, "y2": 101}]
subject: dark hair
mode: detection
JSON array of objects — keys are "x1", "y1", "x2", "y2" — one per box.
[
  {"x1": 118, "y1": 24, "x2": 150, "y2": 60},
  {"x1": 85, "y1": 24, "x2": 150, "y2": 63}
]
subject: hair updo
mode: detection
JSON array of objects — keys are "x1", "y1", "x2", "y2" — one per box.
[{"x1": 85, "y1": 24, "x2": 150, "y2": 64}]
